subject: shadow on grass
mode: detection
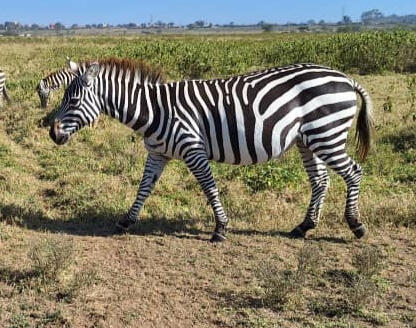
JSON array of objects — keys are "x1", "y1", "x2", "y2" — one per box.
[
  {"x1": 216, "y1": 289, "x2": 264, "y2": 309},
  {"x1": 0, "y1": 266, "x2": 39, "y2": 285},
  {"x1": 230, "y1": 228, "x2": 348, "y2": 244},
  {"x1": 380, "y1": 128, "x2": 416, "y2": 153},
  {"x1": 1, "y1": 203, "x2": 349, "y2": 244},
  {"x1": 308, "y1": 298, "x2": 353, "y2": 318},
  {"x1": 0, "y1": 203, "x2": 206, "y2": 238},
  {"x1": 41, "y1": 108, "x2": 58, "y2": 127}
]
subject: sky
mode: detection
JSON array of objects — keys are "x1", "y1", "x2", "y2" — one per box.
[{"x1": 0, "y1": 0, "x2": 415, "y2": 26}]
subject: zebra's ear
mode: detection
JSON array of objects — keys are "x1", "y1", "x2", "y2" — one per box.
[
  {"x1": 66, "y1": 57, "x2": 79, "y2": 72},
  {"x1": 82, "y1": 62, "x2": 100, "y2": 85}
]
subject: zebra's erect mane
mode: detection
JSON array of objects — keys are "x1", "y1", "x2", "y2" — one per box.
[
  {"x1": 83, "y1": 57, "x2": 165, "y2": 84},
  {"x1": 41, "y1": 57, "x2": 165, "y2": 84}
]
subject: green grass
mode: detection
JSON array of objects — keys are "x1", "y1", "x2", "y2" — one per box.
[{"x1": 0, "y1": 34, "x2": 415, "y2": 328}]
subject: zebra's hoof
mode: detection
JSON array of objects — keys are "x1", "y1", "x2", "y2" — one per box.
[
  {"x1": 210, "y1": 232, "x2": 227, "y2": 243},
  {"x1": 115, "y1": 217, "x2": 135, "y2": 233},
  {"x1": 352, "y1": 224, "x2": 367, "y2": 239},
  {"x1": 289, "y1": 226, "x2": 306, "y2": 239},
  {"x1": 115, "y1": 222, "x2": 129, "y2": 233}
]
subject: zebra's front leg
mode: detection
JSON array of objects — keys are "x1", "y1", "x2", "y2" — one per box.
[
  {"x1": 116, "y1": 153, "x2": 169, "y2": 231},
  {"x1": 185, "y1": 152, "x2": 228, "y2": 242}
]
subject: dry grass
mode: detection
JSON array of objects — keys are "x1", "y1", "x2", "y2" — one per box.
[{"x1": 0, "y1": 36, "x2": 415, "y2": 327}]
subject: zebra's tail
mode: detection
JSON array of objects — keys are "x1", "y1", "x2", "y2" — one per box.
[{"x1": 352, "y1": 80, "x2": 373, "y2": 162}]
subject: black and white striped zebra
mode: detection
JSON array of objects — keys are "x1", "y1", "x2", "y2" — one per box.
[
  {"x1": 0, "y1": 69, "x2": 11, "y2": 107},
  {"x1": 50, "y1": 59, "x2": 373, "y2": 242},
  {"x1": 37, "y1": 57, "x2": 86, "y2": 108}
]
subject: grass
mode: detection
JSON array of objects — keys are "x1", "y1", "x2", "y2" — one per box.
[
  {"x1": 0, "y1": 34, "x2": 415, "y2": 327},
  {"x1": 255, "y1": 243, "x2": 322, "y2": 311}
]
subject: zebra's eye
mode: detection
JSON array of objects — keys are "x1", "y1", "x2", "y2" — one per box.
[{"x1": 69, "y1": 97, "x2": 81, "y2": 106}]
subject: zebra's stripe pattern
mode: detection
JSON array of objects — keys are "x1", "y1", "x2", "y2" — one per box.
[
  {"x1": 37, "y1": 58, "x2": 85, "y2": 108},
  {"x1": 50, "y1": 61, "x2": 373, "y2": 241},
  {"x1": 0, "y1": 69, "x2": 11, "y2": 107}
]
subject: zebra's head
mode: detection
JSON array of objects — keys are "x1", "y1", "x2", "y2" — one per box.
[
  {"x1": 50, "y1": 63, "x2": 101, "y2": 145},
  {"x1": 37, "y1": 58, "x2": 79, "y2": 109},
  {"x1": 36, "y1": 80, "x2": 50, "y2": 109}
]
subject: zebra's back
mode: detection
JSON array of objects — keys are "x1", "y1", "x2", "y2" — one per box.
[{"x1": 170, "y1": 64, "x2": 357, "y2": 165}]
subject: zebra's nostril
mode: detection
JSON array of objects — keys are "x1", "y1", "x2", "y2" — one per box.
[{"x1": 49, "y1": 120, "x2": 69, "y2": 145}]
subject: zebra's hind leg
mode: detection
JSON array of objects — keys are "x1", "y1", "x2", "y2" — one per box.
[
  {"x1": 116, "y1": 153, "x2": 169, "y2": 232},
  {"x1": 290, "y1": 141, "x2": 330, "y2": 238},
  {"x1": 184, "y1": 151, "x2": 228, "y2": 242},
  {"x1": 316, "y1": 150, "x2": 367, "y2": 239}
]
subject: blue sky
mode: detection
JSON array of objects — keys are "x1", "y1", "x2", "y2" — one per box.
[{"x1": 0, "y1": 0, "x2": 415, "y2": 25}]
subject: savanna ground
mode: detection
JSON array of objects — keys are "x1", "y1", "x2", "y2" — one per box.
[{"x1": 0, "y1": 33, "x2": 415, "y2": 327}]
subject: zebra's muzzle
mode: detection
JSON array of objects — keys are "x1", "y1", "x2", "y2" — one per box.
[
  {"x1": 40, "y1": 97, "x2": 48, "y2": 109},
  {"x1": 36, "y1": 87, "x2": 49, "y2": 109},
  {"x1": 50, "y1": 120, "x2": 70, "y2": 145}
]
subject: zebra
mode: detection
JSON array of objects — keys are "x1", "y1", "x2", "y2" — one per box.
[
  {"x1": 37, "y1": 57, "x2": 86, "y2": 108},
  {"x1": 49, "y1": 59, "x2": 373, "y2": 242},
  {"x1": 0, "y1": 69, "x2": 11, "y2": 107}
]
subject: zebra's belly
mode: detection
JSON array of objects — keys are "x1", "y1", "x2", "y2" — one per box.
[{"x1": 208, "y1": 123, "x2": 297, "y2": 165}]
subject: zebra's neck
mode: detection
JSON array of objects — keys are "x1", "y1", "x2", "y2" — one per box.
[
  {"x1": 96, "y1": 79, "x2": 167, "y2": 138},
  {"x1": 44, "y1": 69, "x2": 76, "y2": 90}
]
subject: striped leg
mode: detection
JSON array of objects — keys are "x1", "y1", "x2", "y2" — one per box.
[
  {"x1": 317, "y1": 150, "x2": 366, "y2": 238},
  {"x1": 116, "y1": 153, "x2": 169, "y2": 231},
  {"x1": 184, "y1": 152, "x2": 228, "y2": 242},
  {"x1": 290, "y1": 141, "x2": 330, "y2": 238},
  {"x1": 3, "y1": 85, "x2": 11, "y2": 104}
]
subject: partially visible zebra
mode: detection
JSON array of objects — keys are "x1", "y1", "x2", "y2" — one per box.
[
  {"x1": 37, "y1": 57, "x2": 86, "y2": 108},
  {"x1": 49, "y1": 59, "x2": 373, "y2": 242},
  {"x1": 0, "y1": 69, "x2": 11, "y2": 107}
]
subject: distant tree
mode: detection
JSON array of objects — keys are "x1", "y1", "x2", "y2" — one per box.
[
  {"x1": 155, "y1": 20, "x2": 166, "y2": 28},
  {"x1": 55, "y1": 22, "x2": 65, "y2": 30},
  {"x1": 194, "y1": 20, "x2": 205, "y2": 28},
  {"x1": 307, "y1": 19, "x2": 316, "y2": 25},
  {"x1": 318, "y1": 19, "x2": 326, "y2": 25},
  {"x1": 71, "y1": 24, "x2": 79, "y2": 29},
  {"x1": 361, "y1": 9, "x2": 384, "y2": 24},
  {"x1": 5, "y1": 21, "x2": 19, "y2": 31},
  {"x1": 31, "y1": 24, "x2": 40, "y2": 30},
  {"x1": 262, "y1": 24, "x2": 273, "y2": 32},
  {"x1": 342, "y1": 15, "x2": 352, "y2": 24},
  {"x1": 168, "y1": 22, "x2": 175, "y2": 28}
]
